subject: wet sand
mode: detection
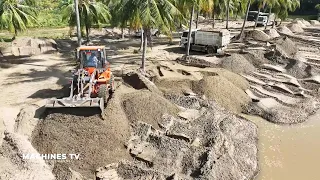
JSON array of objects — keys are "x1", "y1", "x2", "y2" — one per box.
[{"x1": 243, "y1": 111, "x2": 320, "y2": 180}]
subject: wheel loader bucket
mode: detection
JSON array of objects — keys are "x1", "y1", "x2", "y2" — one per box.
[{"x1": 45, "y1": 97, "x2": 104, "y2": 113}]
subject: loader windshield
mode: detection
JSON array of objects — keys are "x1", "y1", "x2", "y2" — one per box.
[{"x1": 81, "y1": 50, "x2": 104, "y2": 68}]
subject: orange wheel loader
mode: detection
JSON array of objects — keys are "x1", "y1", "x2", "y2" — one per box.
[{"x1": 45, "y1": 46, "x2": 114, "y2": 113}]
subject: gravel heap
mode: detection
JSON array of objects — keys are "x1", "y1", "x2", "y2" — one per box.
[
  {"x1": 293, "y1": 19, "x2": 307, "y2": 28},
  {"x1": 193, "y1": 75, "x2": 250, "y2": 113},
  {"x1": 287, "y1": 23, "x2": 304, "y2": 33},
  {"x1": 96, "y1": 100, "x2": 259, "y2": 180},
  {"x1": 221, "y1": 54, "x2": 256, "y2": 74},
  {"x1": 246, "y1": 30, "x2": 271, "y2": 41},
  {"x1": 3, "y1": 37, "x2": 57, "y2": 56},
  {"x1": 265, "y1": 29, "x2": 280, "y2": 38},
  {"x1": 32, "y1": 90, "x2": 132, "y2": 179},
  {"x1": 176, "y1": 55, "x2": 218, "y2": 68},
  {"x1": 310, "y1": 20, "x2": 320, "y2": 26},
  {"x1": 1, "y1": 132, "x2": 55, "y2": 180},
  {"x1": 32, "y1": 113, "x2": 131, "y2": 179},
  {"x1": 122, "y1": 90, "x2": 180, "y2": 128},
  {"x1": 301, "y1": 19, "x2": 311, "y2": 26},
  {"x1": 154, "y1": 78, "x2": 194, "y2": 95},
  {"x1": 277, "y1": 26, "x2": 294, "y2": 35},
  {"x1": 245, "y1": 98, "x2": 319, "y2": 124},
  {"x1": 201, "y1": 68, "x2": 250, "y2": 91},
  {"x1": 275, "y1": 37, "x2": 298, "y2": 58}
]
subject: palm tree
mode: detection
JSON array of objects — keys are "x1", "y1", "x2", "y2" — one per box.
[
  {"x1": 0, "y1": 0, "x2": 38, "y2": 36},
  {"x1": 116, "y1": 0, "x2": 183, "y2": 72},
  {"x1": 212, "y1": 0, "x2": 225, "y2": 28},
  {"x1": 271, "y1": 0, "x2": 300, "y2": 27},
  {"x1": 186, "y1": 4, "x2": 194, "y2": 56},
  {"x1": 264, "y1": 0, "x2": 279, "y2": 29},
  {"x1": 254, "y1": 0, "x2": 266, "y2": 29},
  {"x1": 195, "y1": 0, "x2": 214, "y2": 28},
  {"x1": 186, "y1": 0, "x2": 215, "y2": 56},
  {"x1": 61, "y1": 0, "x2": 111, "y2": 42},
  {"x1": 110, "y1": 0, "x2": 127, "y2": 39},
  {"x1": 316, "y1": 4, "x2": 320, "y2": 12},
  {"x1": 226, "y1": 0, "x2": 230, "y2": 29},
  {"x1": 239, "y1": 0, "x2": 251, "y2": 40}
]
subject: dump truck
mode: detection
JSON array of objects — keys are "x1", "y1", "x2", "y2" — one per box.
[
  {"x1": 180, "y1": 29, "x2": 230, "y2": 54},
  {"x1": 45, "y1": 46, "x2": 114, "y2": 113}
]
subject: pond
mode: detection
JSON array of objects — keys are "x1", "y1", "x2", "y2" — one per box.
[{"x1": 243, "y1": 111, "x2": 320, "y2": 180}]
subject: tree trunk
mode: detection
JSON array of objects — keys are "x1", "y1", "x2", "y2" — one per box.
[
  {"x1": 186, "y1": 4, "x2": 194, "y2": 56},
  {"x1": 74, "y1": 0, "x2": 81, "y2": 46},
  {"x1": 139, "y1": 28, "x2": 144, "y2": 51},
  {"x1": 278, "y1": 19, "x2": 282, "y2": 26},
  {"x1": 141, "y1": 28, "x2": 147, "y2": 72},
  {"x1": 265, "y1": 8, "x2": 271, "y2": 30},
  {"x1": 212, "y1": 13, "x2": 215, "y2": 28},
  {"x1": 226, "y1": 0, "x2": 230, "y2": 29},
  {"x1": 196, "y1": 11, "x2": 199, "y2": 29},
  {"x1": 86, "y1": 25, "x2": 89, "y2": 43},
  {"x1": 121, "y1": 27, "x2": 124, "y2": 39},
  {"x1": 239, "y1": 0, "x2": 251, "y2": 40},
  {"x1": 272, "y1": 15, "x2": 276, "y2": 28},
  {"x1": 147, "y1": 29, "x2": 152, "y2": 50},
  {"x1": 254, "y1": 7, "x2": 261, "y2": 29}
]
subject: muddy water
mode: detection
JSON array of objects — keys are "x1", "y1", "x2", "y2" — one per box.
[{"x1": 242, "y1": 111, "x2": 320, "y2": 180}]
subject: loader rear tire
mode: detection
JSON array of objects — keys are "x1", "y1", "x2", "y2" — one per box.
[{"x1": 98, "y1": 84, "x2": 109, "y2": 103}]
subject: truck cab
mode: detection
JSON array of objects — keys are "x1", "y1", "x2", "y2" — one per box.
[
  {"x1": 256, "y1": 16, "x2": 268, "y2": 27},
  {"x1": 180, "y1": 29, "x2": 197, "y2": 48}
]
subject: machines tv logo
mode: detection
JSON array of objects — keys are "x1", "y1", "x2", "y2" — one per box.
[{"x1": 22, "y1": 154, "x2": 80, "y2": 160}]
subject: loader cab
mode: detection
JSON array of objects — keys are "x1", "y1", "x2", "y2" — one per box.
[{"x1": 76, "y1": 46, "x2": 108, "y2": 69}]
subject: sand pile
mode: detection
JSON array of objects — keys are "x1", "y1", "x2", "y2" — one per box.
[
  {"x1": 277, "y1": 26, "x2": 294, "y2": 35},
  {"x1": 242, "y1": 50, "x2": 270, "y2": 67},
  {"x1": 287, "y1": 23, "x2": 304, "y2": 33},
  {"x1": 32, "y1": 113, "x2": 131, "y2": 179},
  {"x1": 176, "y1": 55, "x2": 217, "y2": 68},
  {"x1": 293, "y1": 19, "x2": 307, "y2": 28},
  {"x1": 310, "y1": 20, "x2": 320, "y2": 26},
  {"x1": 122, "y1": 90, "x2": 179, "y2": 128},
  {"x1": 32, "y1": 89, "x2": 132, "y2": 179},
  {"x1": 123, "y1": 71, "x2": 162, "y2": 95},
  {"x1": 301, "y1": 19, "x2": 311, "y2": 26},
  {"x1": 265, "y1": 29, "x2": 280, "y2": 38},
  {"x1": 164, "y1": 94, "x2": 202, "y2": 109},
  {"x1": 285, "y1": 59, "x2": 310, "y2": 79},
  {"x1": 193, "y1": 75, "x2": 250, "y2": 112},
  {"x1": 275, "y1": 37, "x2": 298, "y2": 58},
  {"x1": 3, "y1": 37, "x2": 57, "y2": 56},
  {"x1": 97, "y1": 100, "x2": 258, "y2": 179},
  {"x1": 0, "y1": 132, "x2": 55, "y2": 180},
  {"x1": 154, "y1": 78, "x2": 194, "y2": 95},
  {"x1": 13, "y1": 105, "x2": 39, "y2": 139},
  {"x1": 221, "y1": 54, "x2": 255, "y2": 74},
  {"x1": 245, "y1": 98, "x2": 318, "y2": 124},
  {"x1": 201, "y1": 68, "x2": 250, "y2": 91},
  {"x1": 246, "y1": 30, "x2": 271, "y2": 41}
]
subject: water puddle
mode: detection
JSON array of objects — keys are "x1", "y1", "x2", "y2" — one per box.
[{"x1": 242, "y1": 111, "x2": 320, "y2": 180}]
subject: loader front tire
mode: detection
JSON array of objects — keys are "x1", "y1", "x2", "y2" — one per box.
[{"x1": 98, "y1": 84, "x2": 109, "y2": 103}]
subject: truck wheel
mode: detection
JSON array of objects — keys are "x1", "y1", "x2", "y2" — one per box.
[
  {"x1": 207, "y1": 46, "x2": 215, "y2": 54},
  {"x1": 98, "y1": 84, "x2": 109, "y2": 103}
]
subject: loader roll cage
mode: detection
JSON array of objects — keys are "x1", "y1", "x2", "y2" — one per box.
[{"x1": 76, "y1": 46, "x2": 108, "y2": 69}]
